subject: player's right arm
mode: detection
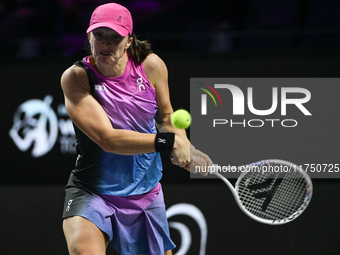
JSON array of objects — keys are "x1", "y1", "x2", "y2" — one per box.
[{"x1": 61, "y1": 65, "x2": 157, "y2": 155}]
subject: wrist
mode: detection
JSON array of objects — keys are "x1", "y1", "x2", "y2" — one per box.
[{"x1": 155, "y1": 133, "x2": 175, "y2": 152}]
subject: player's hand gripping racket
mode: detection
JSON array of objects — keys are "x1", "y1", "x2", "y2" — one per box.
[{"x1": 208, "y1": 159, "x2": 312, "y2": 225}]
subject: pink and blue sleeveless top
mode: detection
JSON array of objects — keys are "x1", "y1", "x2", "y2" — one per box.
[{"x1": 71, "y1": 53, "x2": 162, "y2": 196}]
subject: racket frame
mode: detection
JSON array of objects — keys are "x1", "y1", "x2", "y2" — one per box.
[{"x1": 210, "y1": 159, "x2": 313, "y2": 225}]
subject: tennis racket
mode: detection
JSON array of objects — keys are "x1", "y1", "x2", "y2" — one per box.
[{"x1": 209, "y1": 159, "x2": 312, "y2": 225}]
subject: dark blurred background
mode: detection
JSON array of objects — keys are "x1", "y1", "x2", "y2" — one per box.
[
  {"x1": 1, "y1": 1, "x2": 339, "y2": 254},
  {"x1": 0, "y1": 0, "x2": 339, "y2": 60}
]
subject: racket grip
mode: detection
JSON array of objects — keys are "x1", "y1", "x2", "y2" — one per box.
[{"x1": 209, "y1": 164, "x2": 219, "y2": 174}]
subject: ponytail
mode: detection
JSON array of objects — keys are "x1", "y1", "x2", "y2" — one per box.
[{"x1": 127, "y1": 33, "x2": 153, "y2": 63}]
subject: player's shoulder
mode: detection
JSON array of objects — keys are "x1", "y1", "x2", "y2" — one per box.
[
  {"x1": 61, "y1": 63, "x2": 89, "y2": 91},
  {"x1": 143, "y1": 53, "x2": 167, "y2": 78},
  {"x1": 62, "y1": 63, "x2": 87, "y2": 80},
  {"x1": 61, "y1": 63, "x2": 89, "y2": 82}
]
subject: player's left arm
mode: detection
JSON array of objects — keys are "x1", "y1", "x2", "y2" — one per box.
[
  {"x1": 143, "y1": 53, "x2": 186, "y2": 138},
  {"x1": 143, "y1": 53, "x2": 212, "y2": 172}
]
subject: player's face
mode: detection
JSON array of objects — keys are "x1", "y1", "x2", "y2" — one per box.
[{"x1": 89, "y1": 27, "x2": 132, "y2": 66}]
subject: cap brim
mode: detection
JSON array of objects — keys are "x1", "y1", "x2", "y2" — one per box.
[{"x1": 86, "y1": 22, "x2": 129, "y2": 37}]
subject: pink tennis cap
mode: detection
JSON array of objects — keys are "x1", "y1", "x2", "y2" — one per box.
[{"x1": 86, "y1": 3, "x2": 133, "y2": 36}]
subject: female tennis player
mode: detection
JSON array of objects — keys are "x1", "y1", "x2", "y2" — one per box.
[{"x1": 61, "y1": 3, "x2": 212, "y2": 255}]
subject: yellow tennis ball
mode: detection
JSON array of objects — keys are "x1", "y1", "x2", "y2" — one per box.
[{"x1": 171, "y1": 109, "x2": 192, "y2": 129}]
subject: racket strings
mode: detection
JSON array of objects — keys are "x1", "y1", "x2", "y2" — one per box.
[
  {"x1": 263, "y1": 175, "x2": 305, "y2": 220},
  {"x1": 250, "y1": 172, "x2": 305, "y2": 219},
  {"x1": 237, "y1": 163, "x2": 308, "y2": 220},
  {"x1": 258, "y1": 172, "x2": 305, "y2": 219}
]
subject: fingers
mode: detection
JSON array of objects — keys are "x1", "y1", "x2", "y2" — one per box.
[
  {"x1": 170, "y1": 152, "x2": 190, "y2": 168},
  {"x1": 189, "y1": 155, "x2": 209, "y2": 176},
  {"x1": 193, "y1": 149, "x2": 213, "y2": 166},
  {"x1": 189, "y1": 148, "x2": 213, "y2": 176},
  {"x1": 170, "y1": 137, "x2": 212, "y2": 176},
  {"x1": 170, "y1": 157, "x2": 190, "y2": 168},
  {"x1": 170, "y1": 135, "x2": 191, "y2": 167}
]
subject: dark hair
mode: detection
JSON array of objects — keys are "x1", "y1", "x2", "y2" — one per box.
[{"x1": 128, "y1": 33, "x2": 153, "y2": 63}]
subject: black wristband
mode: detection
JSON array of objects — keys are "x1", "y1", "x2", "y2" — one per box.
[{"x1": 155, "y1": 133, "x2": 175, "y2": 152}]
